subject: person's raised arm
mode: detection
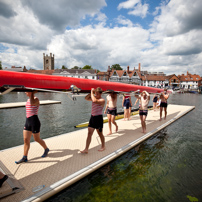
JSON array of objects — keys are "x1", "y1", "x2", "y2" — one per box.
[
  {"x1": 30, "y1": 91, "x2": 39, "y2": 106},
  {"x1": 145, "y1": 91, "x2": 150, "y2": 101},
  {"x1": 91, "y1": 88, "x2": 105, "y2": 106},
  {"x1": 134, "y1": 98, "x2": 139, "y2": 106},
  {"x1": 85, "y1": 93, "x2": 92, "y2": 101},
  {"x1": 104, "y1": 98, "x2": 109, "y2": 114}
]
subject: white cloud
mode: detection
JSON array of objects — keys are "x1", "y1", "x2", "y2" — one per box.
[
  {"x1": 21, "y1": 0, "x2": 107, "y2": 31},
  {"x1": 118, "y1": 0, "x2": 139, "y2": 10},
  {"x1": 116, "y1": 15, "x2": 134, "y2": 27},
  {"x1": 47, "y1": 25, "x2": 151, "y2": 70},
  {"x1": 118, "y1": 0, "x2": 149, "y2": 18},
  {"x1": 1, "y1": 0, "x2": 202, "y2": 76}
]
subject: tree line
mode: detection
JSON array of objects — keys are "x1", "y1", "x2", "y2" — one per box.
[
  {"x1": 61, "y1": 64, "x2": 123, "y2": 71},
  {"x1": 0, "y1": 61, "x2": 123, "y2": 71}
]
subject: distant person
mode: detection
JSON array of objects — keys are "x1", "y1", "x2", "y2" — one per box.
[
  {"x1": 104, "y1": 92, "x2": 118, "y2": 135},
  {"x1": 157, "y1": 97, "x2": 161, "y2": 109},
  {"x1": 122, "y1": 94, "x2": 132, "y2": 121},
  {"x1": 15, "y1": 91, "x2": 49, "y2": 164},
  {"x1": 135, "y1": 91, "x2": 150, "y2": 133},
  {"x1": 80, "y1": 88, "x2": 105, "y2": 154},
  {"x1": 0, "y1": 171, "x2": 8, "y2": 188},
  {"x1": 160, "y1": 88, "x2": 169, "y2": 121},
  {"x1": 152, "y1": 94, "x2": 158, "y2": 111}
]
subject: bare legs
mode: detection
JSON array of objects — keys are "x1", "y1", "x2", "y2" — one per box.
[
  {"x1": 153, "y1": 102, "x2": 157, "y2": 111},
  {"x1": 160, "y1": 107, "x2": 167, "y2": 121},
  {"x1": 15, "y1": 130, "x2": 49, "y2": 164},
  {"x1": 23, "y1": 130, "x2": 48, "y2": 156},
  {"x1": 123, "y1": 108, "x2": 130, "y2": 121},
  {"x1": 80, "y1": 127, "x2": 105, "y2": 153},
  {"x1": 107, "y1": 114, "x2": 118, "y2": 135},
  {"x1": 140, "y1": 115, "x2": 147, "y2": 133}
]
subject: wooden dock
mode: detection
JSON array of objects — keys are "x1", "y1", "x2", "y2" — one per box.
[
  {"x1": 0, "y1": 104, "x2": 194, "y2": 202},
  {"x1": 0, "y1": 100, "x2": 61, "y2": 109}
]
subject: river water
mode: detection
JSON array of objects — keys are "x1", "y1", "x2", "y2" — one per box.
[{"x1": 0, "y1": 92, "x2": 202, "y2": 201}]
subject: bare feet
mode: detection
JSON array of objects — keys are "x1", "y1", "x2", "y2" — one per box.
[
  {"x1": 107, "y1": 132, "x2": 112, "y2": 135},
  {"x1": 98, "y1": 147, "x2": 105, "y2": 152},
  {"x1": 80, "y1": 150, "x2": 88, "y2": 154},
  {"x1": 160, "y1": 118, "x2": 162, "y2": 121},
  {"x1": 164, "y1": 117, "x2": 166, "y2": 120}
]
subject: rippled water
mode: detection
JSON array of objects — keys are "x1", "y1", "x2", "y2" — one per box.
[{"x1": 0, "y1": 93, "x2": 202, "y2": 201}]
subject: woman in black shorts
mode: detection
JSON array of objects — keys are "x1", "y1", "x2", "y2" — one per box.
[{"x1": 15, "y1": 91, "x2": 49, "y2": 164}]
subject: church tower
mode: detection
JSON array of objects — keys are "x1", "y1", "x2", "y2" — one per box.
[{"x1": 43, "y1": 53, "x2": 54, "y2": 70}]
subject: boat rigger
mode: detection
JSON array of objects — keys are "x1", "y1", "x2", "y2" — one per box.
[{"x1": 0, "y1": 104, "x2": 195, "y2": 202}]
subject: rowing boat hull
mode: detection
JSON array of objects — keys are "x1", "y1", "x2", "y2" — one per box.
[{"x1": 0, "y1": 70, "x2": 165, "y2": 93}]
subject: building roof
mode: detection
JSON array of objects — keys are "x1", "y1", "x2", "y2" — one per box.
[
  {"x1": 178, "y1": 71, "x2": 201, "y2": 82},
  {"x1": 109, "y1": 69, "x2": 142, "y2": 78},
  {"x1": 141, "y1": 74, "x2": 167, "y2": 81},
  {"x1": 27, "y1": 70, "x2": 54, "y2": 74},
  {"x1": 54, "y1": 69, "x2": 96, "y2": 74}
]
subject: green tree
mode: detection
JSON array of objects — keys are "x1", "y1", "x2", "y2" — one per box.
[
  {"x1": 82, "y1": 65, "x2": 92, "y2": 69},
  {"x1": 62, "y1": 65, "x2": 67, "y2": 69},
  {"x1": 0, "y1": 61, "x2": 2, "y2": 70},
  {"x1": 72, "y1": 66, "x2": 81, "y2": 69},
  {"x1": 111, "y1": 64, "x2": 122, "y2": 70}
]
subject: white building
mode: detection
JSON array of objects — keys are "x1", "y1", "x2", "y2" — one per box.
[
  {"x1": 178, "y1": 72, "x2": 201, "y2": 89},
  {"x1": 53, "y1": 69, "x2": 97, "y2": 80}
]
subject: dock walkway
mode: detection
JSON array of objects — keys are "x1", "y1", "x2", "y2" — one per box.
[
  {"x1": 0, "y1": 104, "x2": 194, "y2": 202},
  {"x1": 0, "y1": 100, "x2": 61, "y2": 109}
]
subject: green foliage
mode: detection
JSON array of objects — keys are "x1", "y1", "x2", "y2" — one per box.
[
  {"x1": 82, "y1": 65, "x2": 92, "y2": 69},
  {"x1": 187, "y1": 195, "x2": 198, "y2": 202},
  {"x1": 72, "y1": 66, "x2": 81, "y2": 69},
  {"x1": 0, "y1": 61, "x2": 2, "y2": 70},
  {"x1": 111, "y1": 64, "x2": 122, "y2": 70},
  {"x1": 62, "y1": 65, "x2": 67, "y2": 69}
]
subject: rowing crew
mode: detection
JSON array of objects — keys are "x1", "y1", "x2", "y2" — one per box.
[{"x1": 14, "y1": 87, "x2": 169, "y2": 165}]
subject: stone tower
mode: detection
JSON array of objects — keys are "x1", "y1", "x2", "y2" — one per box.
[{"x1": 43, "y1": 53, "x2": 54, "y2": 70}]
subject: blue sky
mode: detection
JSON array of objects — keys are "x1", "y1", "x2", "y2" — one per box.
[{"x1": 0, "y1": 0, "x2": 202, "y2": 75}]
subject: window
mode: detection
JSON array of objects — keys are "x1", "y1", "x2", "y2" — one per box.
[
  {"x1": 123, "y1": 72, "x2": 127, "y2": 76},
  {"x1": 46, "y1": 60, "x2": 48, "y2": 64}
]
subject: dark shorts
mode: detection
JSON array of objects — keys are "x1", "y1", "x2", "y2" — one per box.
[
  {"x1": 153, "y1": 97, "x2": 158, "y2": 103},
  {"x1": 160, "y1": 102, "x2": 168, "y2": 108},
  {"x1": 24, "y1": 115, "x2": 41, "y2": 133},
  {"x1": 107, "y1": 107, "x2": 117, "y2": 116},
  {"x1": 88, "y1": 115, "x2": 103, "y2": 132},
  {"x1": 139, "y1": 110, "x2": 148, "y2": 116},
  {"x1": 124, "y1": 99, "x2": 130, "y2": 109}
]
